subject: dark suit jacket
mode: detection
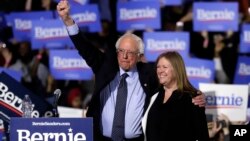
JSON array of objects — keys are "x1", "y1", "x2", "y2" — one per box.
[{"x1": 70, "y1": 32, "x2": 159, "y2": 141}]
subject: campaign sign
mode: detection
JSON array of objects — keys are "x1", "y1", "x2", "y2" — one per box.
[
  {"x1": 58, "y1": 106, "x2": 84, "y2": 117},
  {"x1": 239, "y1": 24, "x2": 250, "y2": 53},
  {"x1": 10, "y1": 117, "x2": 93, "y2": 141},
  {"x1": 54, "y1": 0, "x2": 89, "y2": 5},
  {"x1": 199, "y1": 83, "x2": 249, "y2": 121},
  {"x1": 0, "y1": 67, "x2": 21, "y2": 82},
  {"x1": 0, "y1": 72, "x2": 55, "y2": 118},
  {"x1": 0, "y1": 132, "x2": 2, "y2": 141},
  {"x1": 0, "y1": 127, "x2": 3, "y2": 141},
  {"x1": 6, "y1": 11, "x2": 54, "y2": 41},
  {"x1": 120, "y1": 0, "x2": 183, "y2": 5},
  {"x1": 49, "y1": 50, "x2": 93, "y2": 80},
  {"x1": 0, "y1": 12, "x2": 6, "y2": 29},
  {"x1": 71, "y1": 4, "x2": 101, "y2": 32},
  {"x1": 144, "y1": 32, "x2": 189, "y2": 62},
  {"x1": 31, "y1": 19, "x2": 74, "y2": 49},
  {"x1": 0, "y1": 132, "x2": 3, "y2": 141},
  {"x1": 162, "y1": 0, "x2": 183, "y2": 5},
  {"x1": 117, "y1": 1, "x2": 161, "y2": 31},
  {"x1": 4, "y1": 14, "x2": 12, "y2": 27},
  {"x1": 234, "y1": 56, "x2": 250, "y2": 84},
  {"x1": 185, "y1": 58, "x2": 215, "y2": 89},
  {"x1": 55, "y1": 4, "x2": 101, "y2": 32},
  {"x1": 193, "y1": 2, "x2": 239, "y2": 31}
]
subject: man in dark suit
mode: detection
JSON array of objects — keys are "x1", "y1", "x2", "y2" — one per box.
[{"x1": 57, "y1": 1, "x2": 206, "y2": 141}]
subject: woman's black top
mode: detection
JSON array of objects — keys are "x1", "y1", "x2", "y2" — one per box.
[{"x1": 146, "y1": 88, "x2": 209, "y2": 141}]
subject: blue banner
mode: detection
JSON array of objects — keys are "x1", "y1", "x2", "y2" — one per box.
[
  {"x1": 143, "y1": 32, "x2": 190, "y2": 62},
  {"x1": 0, "y1": 129, "x2": 2, "y2": 141},
  {"x1": 240, "y1": 24, "x2": 250, "y2": 53},
  {"x1": 0, "y1": 72, "x2": 55, "y2": 118},
  {"x1": 55, "y1": 4, "x2": 101, "y2": 32},
  {"x1": 6, "y1": 11, "x2": 54, "y2": 41},
  {"x1": 49, "y1": 50, "x2": 93, "y2": 80},
  {"x1": 185, "y1": 58, "x2": 215, "y2": 89},
  {"x1": 162, "y1": 0, "x2": 183, "y2": 5},
  {"x1": 234, "y1": 56, "x2": 250, "y2": 84},
  {"x1": 127, "y1": 0, "x2": 183, "y2": 5},
  {"x1": 193, "y1": 2, "x2": 239, "y2": 31},
  {"x1": 4, "y1": 14, "x2": 12, "y2": 27},
  {"x1": 31, "y1": 19, "x2": 74, "y2": 49},
  {"x1": 54, "y1": 0, "x2": 89, "y2": 5},
  {"x1": 71, "y1": 4, "x2": 101, "y2": 32},
  {"x1": 117, "y1": 1, "x2": 161, "y2": 31},
  {"x1": 0, "y1": 12, "x2": 6, "y2": 29},
  {"x1": 0, "y1": 67, "x2": 21, "y2": 82},
  {"x1": 10, "y1": 118, "x2": 93, "y2": 141}
]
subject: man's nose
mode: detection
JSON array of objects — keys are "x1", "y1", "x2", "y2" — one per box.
[{"x1": 123, "y1": 52, "x2": 128, "y2": 58}]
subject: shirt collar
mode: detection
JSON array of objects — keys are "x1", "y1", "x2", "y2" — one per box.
[{"x1": 119, "y1": 66, "x2": 137, "y2": 78}]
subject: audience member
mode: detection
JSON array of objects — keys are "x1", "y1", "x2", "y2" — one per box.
[
  {"x1": 0, "y1": 42, "x2": 16, "y2": 67},
  {"x1": 67, "y1": 87, "x2": 83, "y2": 108},
  {"x1": 8, "y1": 41, "x2": 49, "y2": 96}
]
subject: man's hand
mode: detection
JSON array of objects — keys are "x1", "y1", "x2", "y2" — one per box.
[
  {"x1": 192, "y1": 91, "x2": 206, "y2": 107},
  {"x1": 57, "y1": 0, "x2": 74, "y2": 26}
]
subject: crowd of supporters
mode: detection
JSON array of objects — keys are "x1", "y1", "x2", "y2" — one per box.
[{"x1": 1, "y1": 1, "x2": 250, "y2": 140}]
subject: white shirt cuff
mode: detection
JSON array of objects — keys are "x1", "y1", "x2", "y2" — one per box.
[
  {"x1": 66, "y1": 23, "x2": 79, "y2": 35},
  {"x1": 214, "y1": 57, "x2": 223, "y2": 71}
]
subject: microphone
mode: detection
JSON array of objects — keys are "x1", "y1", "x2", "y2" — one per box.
[
  {"x1": 53, "y1": 89, "x2": 61, "y2": 117},
  {"x1": 53, "y1": 89, "x2": 61, "y2": 105}
]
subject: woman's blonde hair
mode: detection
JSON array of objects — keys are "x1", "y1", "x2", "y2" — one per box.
[{"x1": 156, "y1": 51, "x2": 197, "y2": 94}]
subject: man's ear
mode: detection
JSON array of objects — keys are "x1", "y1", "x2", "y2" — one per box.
[{"x1": 138, "y1": 54, "x2": 147, "y2": 63}]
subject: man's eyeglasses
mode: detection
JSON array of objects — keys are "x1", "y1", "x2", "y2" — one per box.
[{"x1": 117, "y1": 48, "x2": 139, "y2": 57}]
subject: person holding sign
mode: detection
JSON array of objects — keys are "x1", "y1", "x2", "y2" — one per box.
[
  {"x1": 142, "y1": 51, "x2": 209, "y2": 141},
  {"x1": 57, "y1": 1, "x2": 206, "y2": 141}
]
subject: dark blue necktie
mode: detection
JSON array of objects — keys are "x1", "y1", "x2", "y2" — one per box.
[{"x1": 111, "y1": 73, "x2": 129, "y2": 141}]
